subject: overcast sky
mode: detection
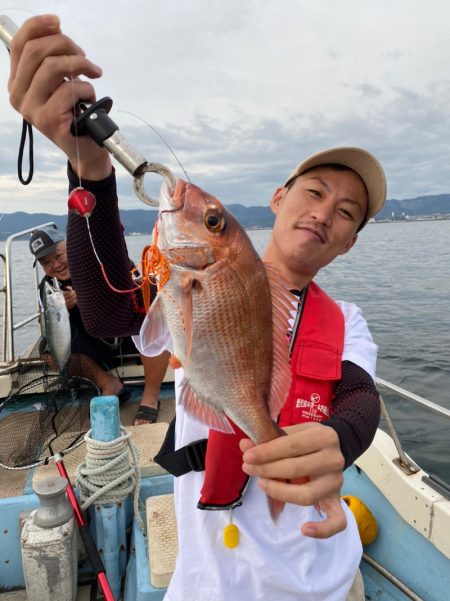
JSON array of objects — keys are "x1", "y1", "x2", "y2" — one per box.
[{"x1": 2, "y1": 0, "x2": 450, "y2": 214}]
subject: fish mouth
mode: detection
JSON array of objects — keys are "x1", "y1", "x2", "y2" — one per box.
[
  {"x1": 159, "y1": 179, "x2": 184, "y2": 211},
  {"x1": 295, "y1": 224, "x2": 326, "y2": 243}
]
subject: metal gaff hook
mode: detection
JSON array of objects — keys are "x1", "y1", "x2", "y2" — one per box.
[{"x1": 134, "y1": 162, "x2": 176, "y2": 207}]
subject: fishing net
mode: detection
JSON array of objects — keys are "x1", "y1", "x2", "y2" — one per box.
[{"x1": 0, "y1": 337, "x2": 99, "y2": 470}]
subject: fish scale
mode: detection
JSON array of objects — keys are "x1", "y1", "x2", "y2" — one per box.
[{"x1": 170, "y1": 258, "x2": 273, "y2": 440}]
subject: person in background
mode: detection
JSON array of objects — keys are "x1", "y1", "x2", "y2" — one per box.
[
  {"x1": 9, "y1": 15, "x2": 385, "y2": 600},
  {"x1": 29, "y1": 224, "x2": 169, "y2": 424}
]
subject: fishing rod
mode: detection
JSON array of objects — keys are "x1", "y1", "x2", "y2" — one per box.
[
  {"x1": 53, "y1": 453, "x2": 115, "y2": 601},
  {"x1": 0, "y1": 14, "x2": 175, "y2": 207}
]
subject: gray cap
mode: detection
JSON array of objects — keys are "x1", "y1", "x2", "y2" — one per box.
[{"x1": 29, "y1": 225, "x2": 65, "y2": 266}]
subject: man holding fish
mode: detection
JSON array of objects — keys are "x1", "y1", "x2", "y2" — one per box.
[
  {"x1": 6, "y1": 15, "x2": 384, "y2": 601},
  {"x1": 28, "y1": 223, "x2": 169, "y2": 423}
]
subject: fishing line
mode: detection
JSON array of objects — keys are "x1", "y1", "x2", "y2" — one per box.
[
  {"x1": 118, "y1": 111, "x2": 226, "y2": 247},
  {"x1": 85, "y1": 218, "x2": 141, "y2": 294},
  {"x1": 66, "y1": 110, "x2": 172, "y2": 296},
  {"x1": 118, "y1": 108, "x2": 192, "y2": 183},
  {"x1": 66, "y1": 58, "x2": 145, "y2": 294}
]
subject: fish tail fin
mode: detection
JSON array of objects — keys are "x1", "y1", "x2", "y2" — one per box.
[{"x1": 268, "y1": 495, "x2": 285, "y2": 523}]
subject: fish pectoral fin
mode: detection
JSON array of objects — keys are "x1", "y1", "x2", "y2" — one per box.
[
  {"x1": 264, "y1": 261, "x2": 297, "y2": 419},
  {"x1": 139, "y1": 293, "x2": 168, "y2": 350},
  {"x1": 169, "y1": 354, "x2": 182, "y2": 369},
  {"x1": 179, "y1": 378, "x2": 235, "y2": 434},
  {"x1": 179, "y1": 272, "x2": 203, "y2": 368}
]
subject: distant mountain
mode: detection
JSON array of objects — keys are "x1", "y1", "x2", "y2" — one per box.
[
  {"x1": 1, "y1": 193, "x2": 449, "y2": 240},
  {"x1": 377, "y1": 194, "x2": 450, "y2": 219},
  {"x1": 0, "y1": 212, "x2": 68, "y2": 240},
  {"x1": 0, "y1": 205, "x2": 275, "y2": 240}
]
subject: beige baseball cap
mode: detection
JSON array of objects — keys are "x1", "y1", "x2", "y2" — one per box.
[{"x1": 284, "y1": 147, "x2": 387, "y2": 225}]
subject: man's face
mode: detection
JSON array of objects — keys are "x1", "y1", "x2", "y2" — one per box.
[
  {"x1": 38, "y1": 241, "x2": 70, "y2": 280},
  {"x1": 267, "y1": 166, "x2": 368, "y2": 280}
]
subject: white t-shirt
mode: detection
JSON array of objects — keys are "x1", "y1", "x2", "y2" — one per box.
[{"x1": 134, "y1": 301, "x2": 377, "y2": 601}]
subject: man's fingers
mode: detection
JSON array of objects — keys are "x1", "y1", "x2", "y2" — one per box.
[
  {"x1": 9, "y1": 15, "x2": 61, "y2": 86},
  {"x1": 301, "y1": 498, "x2": 347, "y2": 539},
  {"x1": 239, "y1": 438, "x2": 254, "y2": 453},
  {"x1": 242, "y1": 423, "x2": 340, "y2": 466},
  {"x1": 21, "y1": 79, "x2": 96, "y2": 137},
  {"x1": 243, "y1": 447, "x2": 344, "y2": 480},
  {"x1": 257, "y1": 473, "x2": 343, "y2": 507},
  {"x1": 242, "y1": 430, "x2": 309, "y2": 465},
  {"x1": 11, "y1": 34, "x2": 88, "y2": 98},
  {"x1": 21, "y1": 60, "x2": 100, "y2": 115},
  {"x1": 11, "y1": 50, "x2": 101, "y2": 115}
]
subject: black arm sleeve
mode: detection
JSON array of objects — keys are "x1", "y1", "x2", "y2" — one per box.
[
  {"x1": 66, "y1": 165, "x2": 145, "y2": 338},
  {"x1": 324, "y1": 360, "x2": 380, "y2": 469}
]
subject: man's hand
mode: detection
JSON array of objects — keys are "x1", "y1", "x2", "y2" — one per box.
[
  {"x1": 240, "y1": 422, "x2": 347, "y2": 538},
  {"x1": 8, "y1": 14, "x2": 111, "y2": 180},
  {"x1": 62, "y1": 286, "x2": 77, "y2": 310}
]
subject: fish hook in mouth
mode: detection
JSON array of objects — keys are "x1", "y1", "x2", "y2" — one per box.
[
  {"x1": 133, "y1": 163, "x2": 176, "y2": 207},
  {"x1": 158, "y1": 179, "x2": 186, "y2": 212}
]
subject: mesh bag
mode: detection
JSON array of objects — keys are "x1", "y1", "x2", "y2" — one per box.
[{"x1": 0, "y1": 338, "x2": 99, "y2": 470}]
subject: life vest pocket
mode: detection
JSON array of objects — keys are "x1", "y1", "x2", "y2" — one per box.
[{"x1": 295, "y1": 341, "x2": 342, "y2": 380}]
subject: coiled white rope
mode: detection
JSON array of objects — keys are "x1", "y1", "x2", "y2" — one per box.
[{"x1": 75, "y1": 426, "x2": 145, "y2": 531}]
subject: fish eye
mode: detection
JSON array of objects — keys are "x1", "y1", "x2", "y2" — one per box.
[{"x1": 204, "y1": 208, "x2": 226, "y2": 233}]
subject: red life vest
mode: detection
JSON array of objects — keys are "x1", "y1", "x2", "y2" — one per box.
[
  {"x1": 198, "y1": 282, "x2": 345, "y2": 510},
  {"x1": 279, "y1": 281, "x2": 344, "y2": 427}
]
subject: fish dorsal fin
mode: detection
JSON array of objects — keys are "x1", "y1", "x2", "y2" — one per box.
[
  {"x1": 263, "y1": 262, "x2": 297, "y2": 420},
  {"x1": 179, "y1": 378, "x2": 235, "y2": 434}
]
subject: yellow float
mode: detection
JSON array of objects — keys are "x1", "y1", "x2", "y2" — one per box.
[{"x1": 342, "y1": 495, "x2": 378, "y2": 546}]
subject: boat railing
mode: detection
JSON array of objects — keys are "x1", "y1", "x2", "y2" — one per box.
[
  {"x1": 376, "y1": 377, "x2": 450, "y2": 420},
  {"x1": 1, "y1": 223, "x2": 56, "y2": 366},
  {"x1": 376, "y1": 377, "x2": 450, "y2": 496},
  {"x1": 0, "y1": 252, "x2": 6, "y2": 363}
]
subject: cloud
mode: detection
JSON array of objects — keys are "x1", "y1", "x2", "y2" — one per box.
[
  {"x1": 3, "y1": 1, "x2": 450, "y2": 213},
  {"x1": 347, "y1": 83, "x2": 383, "y2": 98}
]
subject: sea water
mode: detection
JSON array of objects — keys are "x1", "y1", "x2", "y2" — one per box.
[{"x1": 1, "y1": 220, "x2": 449, "y2": 482}]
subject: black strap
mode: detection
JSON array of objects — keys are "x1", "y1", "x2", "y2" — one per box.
[
  {"x1": 154, "y1": 417, "x2": 207, "y2": 476},
  {"x1": 6, "y1": 45, "x2": 34, "y2": 185},
  {"x1": 18, "y1": 118, "x2": 34, "y2": 185}
]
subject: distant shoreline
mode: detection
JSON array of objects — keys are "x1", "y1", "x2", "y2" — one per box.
[
  {"x1": 128, "y1": 216, "x2": 450, "y2": 235},
  {"x1": 372, "y1": 215, "x2": 450, "y2": 224},
  {"x1": 1, "y1": 215, "x2": 450, "y2": 241}
]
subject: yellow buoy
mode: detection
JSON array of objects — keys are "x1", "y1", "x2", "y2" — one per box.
[
  {"x1": 223, "y1": 523, "x2": 239, "y2": 548},
  {"x1": 342, "y1": 495, "x2": 378, "y2": 546}
]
